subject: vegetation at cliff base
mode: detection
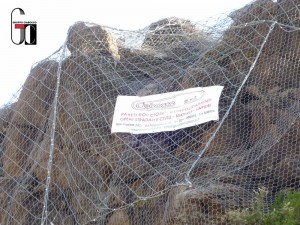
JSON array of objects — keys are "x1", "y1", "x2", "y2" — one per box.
[{"x1": 226, "y1": 188, "x2": 300, "y2": 225}]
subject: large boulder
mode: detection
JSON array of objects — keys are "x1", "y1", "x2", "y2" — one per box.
[
  {"x1": 143, "y1": 17, "x2": 197, "y2": 49},
  {"x1": 215, "y1": 0, "x2": 278, "y2": 74},
  {"x1": 163, "y1": 183, "x2": 253, "y2": 225},
  {"x1": 67, "y1": 21, "x2": 120, "y2": 60},
  {"x1": 277, "y1": 0, "x2": 300, "y2": 27},
  {"x1": 142, "y1": 17, "x2": 211, "y2": 62}
]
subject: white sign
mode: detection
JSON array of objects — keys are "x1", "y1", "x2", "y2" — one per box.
[{"x1": 111, "y1": 86, "x2": 224, "y2": 134}]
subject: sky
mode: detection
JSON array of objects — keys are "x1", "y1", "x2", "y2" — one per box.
[{"x1": 0, "y1": 0, "x2": 253, "y2": 107}]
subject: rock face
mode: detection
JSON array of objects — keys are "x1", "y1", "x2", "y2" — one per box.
[
  {"x1": 2, "y1": 60, "x2": 58, "y2": 177},
  {"x1": 0, "y1": 103, "x2": 15, "y2": 144},
  {"x1": 1, "y1": 0, "x2": 300, "y2": 224}
]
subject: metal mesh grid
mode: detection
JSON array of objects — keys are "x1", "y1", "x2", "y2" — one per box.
[{"x1": 1, "y1": 0, "x2": 300, "y2": 224}]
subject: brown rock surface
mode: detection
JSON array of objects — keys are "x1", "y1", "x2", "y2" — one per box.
[
  {"x1": 107, "y1": 210, "x2": 130, "y2": 225},
  {"x1": 10, "y1": 60, "x2": 58, "y2": 127}
]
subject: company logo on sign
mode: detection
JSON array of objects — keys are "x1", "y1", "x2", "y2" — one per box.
[
  {"x1": 11, "y1": 8, "x2": 37, "y2": 45},
  {"x1": 131, "y1": 90, "x2": 205, "y2": 111}
]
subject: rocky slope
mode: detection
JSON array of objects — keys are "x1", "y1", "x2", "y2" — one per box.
[{"x1": 0, "y1": 0, "x2": 300, "y2": 224}]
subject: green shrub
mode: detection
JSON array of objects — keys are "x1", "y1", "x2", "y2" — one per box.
[{"x1": 226, "y1": 187, "x2": 300, "y2": 225}]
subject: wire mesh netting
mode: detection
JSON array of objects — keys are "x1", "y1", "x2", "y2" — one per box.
[{"x1": 1, "y1": 0, "x2": 300, "y2": 224}]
